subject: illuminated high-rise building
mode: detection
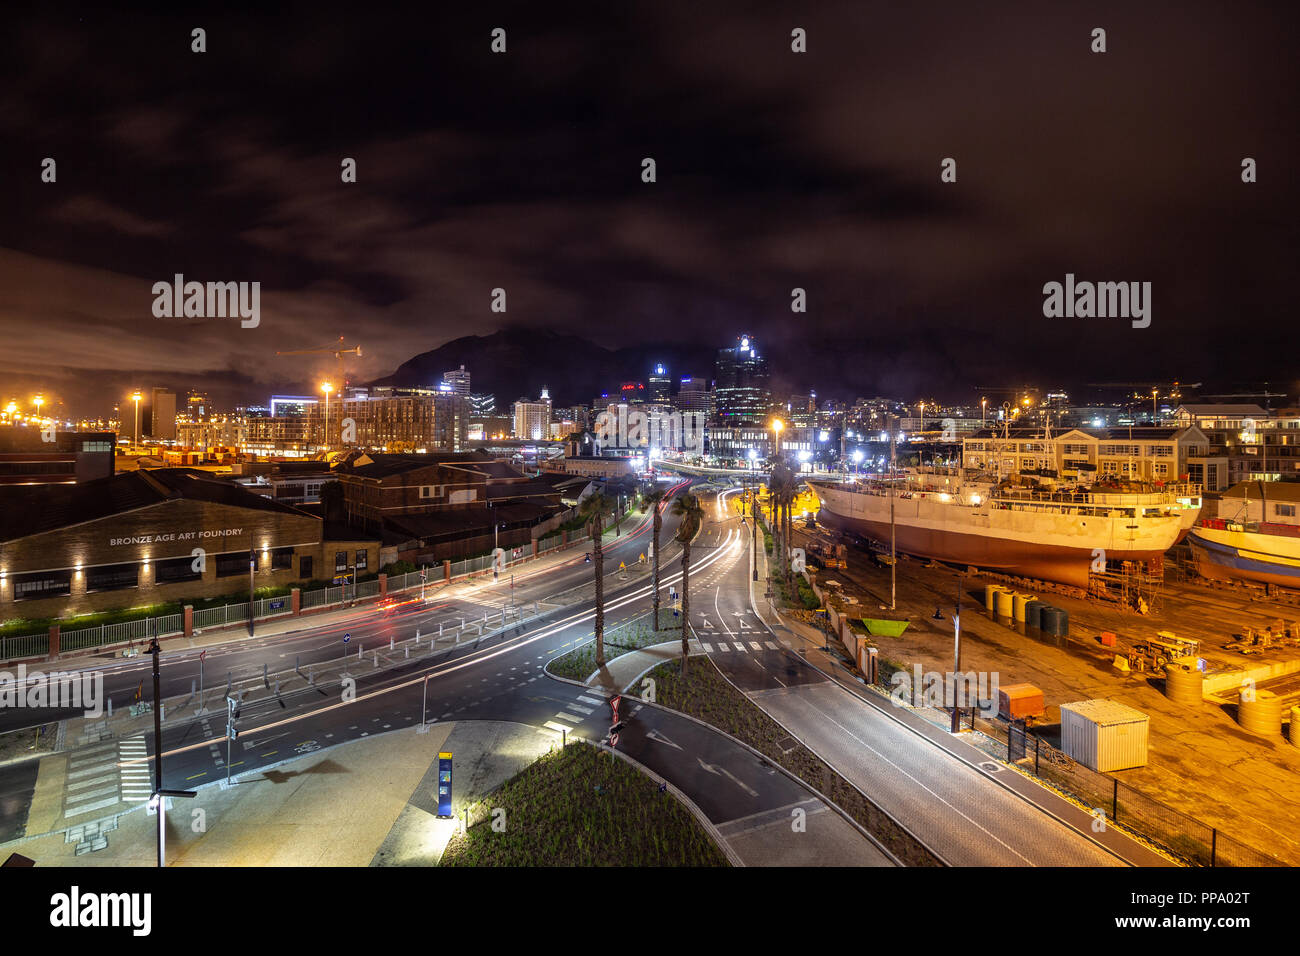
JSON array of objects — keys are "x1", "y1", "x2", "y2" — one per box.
[{"x1": 713, "y1": 334, "x2": 770, "y2": 425}]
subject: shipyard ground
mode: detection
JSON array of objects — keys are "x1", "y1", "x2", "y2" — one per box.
[{"x1": 790, "y1": 521, "x2": 1300, "y2": 866}]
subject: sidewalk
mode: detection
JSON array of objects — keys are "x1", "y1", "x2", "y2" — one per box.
[
  {"x1": 0, "y1": 720, "x2": 559, "y2": 866},
  {"x1": 585, "y1": 638, "x2": 703, "y2": 694}
]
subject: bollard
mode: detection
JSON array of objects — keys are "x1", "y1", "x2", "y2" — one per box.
[
  {"x1": 390, "y1": 636, "x2": 394, "y2": 650},
  {"x1": 107, "y1": 698, "x2": 113, "y2": 718},
  {"x1": 405, "y1": 646, "x2": 409, "y2": 659},
  {"x1": 264, "y1": 662, "x2": 269, "y2": 688},
  {"x1": 191, "y1": 678, "x2": 195, "y2": 695},
  {"x1": 160, "y1": 704, "x2": 165, "y2": 721},
  {"x1": 416, "y1": 628, "x2": 421, "y2": 644},
  {"x1": 308, "y1": 666, "x2": 315, "y2": 685},
  {"x1": 373, "y1": 653, "x2": 378, "y2": 668},
  {"x1": 358, "y1": 645, "x2": 363, "y2": 659},
  {"x1": 438, "y1": 623, "x2": 443, "y2": 638},
  {"x1": 275, "y1": 679, "x2": 280, "y2": 697}
]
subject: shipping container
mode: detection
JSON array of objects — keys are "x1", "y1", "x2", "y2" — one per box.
[
  {"x1": 998, "y1": 683, "x2": 1045, "y2": 720},
  {"x1": 1059, "y1": 699, "x2": 1149, "y2": 772}
]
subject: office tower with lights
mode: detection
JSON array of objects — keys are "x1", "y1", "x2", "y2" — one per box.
[
  {"x1": 649, "y1": 363, "x2": 672, "y2": 403},
  {"x1": 713, "y1": 334, "x2": 770, "y2": 425}
]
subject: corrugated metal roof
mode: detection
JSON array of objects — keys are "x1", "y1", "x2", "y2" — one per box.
[
  {"x1": 0, "y1": 468, "x2": 312, "y2": 542},
  {"x1": 1060, "y1": 698, "x2": 1148, "y2": 726}
]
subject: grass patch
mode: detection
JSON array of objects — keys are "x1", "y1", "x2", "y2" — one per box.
[
  {"x1": 641, "y1": 656, "x2": 941, "y2": 867},
  {"x1": 0, "y1": 721, "x2": 59, "y2": 764},
  {"x1": 439, "y1": 741, "x2": 729, "y2": 867},
  {"x1": 548, "y1": 620, "x2": 684, "y2": 681}
]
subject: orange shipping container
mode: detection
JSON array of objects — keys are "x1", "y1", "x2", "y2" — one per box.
[{"x1": 998, "y1": 683, "x2": 1045, "y2": 720}]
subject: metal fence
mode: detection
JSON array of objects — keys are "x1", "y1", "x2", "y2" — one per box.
[
  {"x1": 449, "y1": 554, "x2": 494, "y2": 578},
  {"x1": 0, "y1": 631, "x2": 50, "y2": 661},
  {"x1": 863, "y1": 669, "x2": 1284, "y2": 867},
  {"x1": 194, "y1": 603, "x2": 249, "y2": 630},
  {"x1": 4, "y1": 523, "x2": 601, "y2": 662}
]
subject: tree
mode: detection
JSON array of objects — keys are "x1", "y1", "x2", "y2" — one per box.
[
  {"x1": 769, "y1": 463, "x2": 797, "y2": 589},
  {"x1": 579, "y1": 492, "x2": 612, "y2": 667},
  {"x1": 671, "y1": 492, "x2": 706, "y2": 675},
  {"x1": 640, "y1": 482, "x2": 667, "y2": 630}
]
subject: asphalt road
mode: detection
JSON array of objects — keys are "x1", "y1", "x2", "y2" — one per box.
[
  {"x1": 4, "y1": 479, "x2": 886, "y2": 865},
  {"x1": 686, "y1": 488, "x2": 1167, "y2": 866}
]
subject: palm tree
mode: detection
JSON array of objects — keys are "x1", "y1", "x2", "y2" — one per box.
[
  {"x1": 670, "y1": 492, "x2": 706, "y2": 675},
  {"x1": 579, "y1": 491, "x2": 612, "y2": 667},
  {"x1": 640, "y1": 482, "x2": 667, "y2": 630},
  {"x1": 769, "y1": 462, "x2": 796, "y2": 588}
]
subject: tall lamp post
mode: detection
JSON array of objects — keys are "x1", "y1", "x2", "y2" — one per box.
[
  {"x1": 889, "y1": 414, "x2": 897, "y2": 612},
  {"x1": 320, "y1": 381, "x2": 334, "y2": 452},
  {"x1": 129, "y1": 392, "x2": 141, "y2": 453},
  {"x1": 981, "y1": 397, "x2": 987, "y2": 430}
]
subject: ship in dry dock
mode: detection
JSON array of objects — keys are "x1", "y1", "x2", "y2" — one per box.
[
  {"x1": 1187, "y1": 480, "x2": 1300, "y2": 590},
  {"x1": 809, "y1": 470, "x2": 1199, "y2": 589}
]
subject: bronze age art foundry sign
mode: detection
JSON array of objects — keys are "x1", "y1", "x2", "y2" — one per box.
[{"x1": 108, "y1": 528, "x2": 244, "y2": 547}]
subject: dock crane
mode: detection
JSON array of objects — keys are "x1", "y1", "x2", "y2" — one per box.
[{"x1": 275, "y1": 336, "x2": 363, "y2": 387}]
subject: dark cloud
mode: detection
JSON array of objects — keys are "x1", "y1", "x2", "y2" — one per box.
[{"x1": 0, "y1": 1, "x2": 1295, "y2": 416}]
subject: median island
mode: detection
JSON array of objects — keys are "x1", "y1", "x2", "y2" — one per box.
[{"x1": 439, "y1": 741, "x2": 729, "y2": 867}]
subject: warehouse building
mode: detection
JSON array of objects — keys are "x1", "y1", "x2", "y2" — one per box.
[{"x1": 0, "y1": 469, "x2": 378, "y2": 620}]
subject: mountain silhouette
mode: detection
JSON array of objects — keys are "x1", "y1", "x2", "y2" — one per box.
[{"x1": 372, "y1": 327, "x2": 716, "y2": 406}]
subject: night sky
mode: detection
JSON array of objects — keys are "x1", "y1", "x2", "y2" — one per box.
[{"x1": 1, "y1": 2, "x2": 1297, "y2": 415}]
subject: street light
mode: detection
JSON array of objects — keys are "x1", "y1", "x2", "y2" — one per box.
[
  {"x1": 770, "y1": 418, "x2": 784, "y2": 466},
  {"x1": 320, "y1": 382, "x2": 334, "y2": 451},
  {"x1": 981, "y1": 397, "x2": 987, "y2": 430},
  {"x1": 129, "y1": 392, "x2": 141, "y2": 453}
]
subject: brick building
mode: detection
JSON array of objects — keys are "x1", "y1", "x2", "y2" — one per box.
[
  {"x1": 333, "y1": 451, "x2": 568, "y2": 563},
  {"x1": 0, "y1": 469, "x2": 378, "y2": 620}
]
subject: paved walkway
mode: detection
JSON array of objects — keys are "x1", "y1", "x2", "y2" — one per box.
[
  {"x1": 585, "y1": 638, "x2": 703, "y2": 694},
  {"x1": 0, "y1": 721, "x2": 565, "y2": 866}
]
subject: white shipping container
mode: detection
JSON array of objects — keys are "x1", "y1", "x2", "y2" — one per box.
[{"x1": 1059, "y1": 699, "x2": 1149, "y2": 772}]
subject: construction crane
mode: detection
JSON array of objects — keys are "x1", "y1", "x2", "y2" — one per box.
[{"x1": 276, "y1": 336, "x2": 363, "y2": 388}]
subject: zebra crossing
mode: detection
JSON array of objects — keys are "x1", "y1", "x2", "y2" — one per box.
[
  {"x1": 117, "y1": 735, "x2": 152, "y2": 804},
  {"x1": 538, "y1": 693, "x2": 606, "y2": 740},
  {"x1": 700, "y1": 640, "x2": 780, "y2": 654},
  {"x1": 63, "y1": 740, "x2": 122, "y2": 819}
]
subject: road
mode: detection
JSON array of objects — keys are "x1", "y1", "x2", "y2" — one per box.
[{"x1": 685, "y1": 487, "x2": 1169, "y2": 866}]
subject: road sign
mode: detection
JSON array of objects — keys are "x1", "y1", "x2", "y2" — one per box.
[
  {"x1": 436, "y1": 752, "x2": 453, "y2": 817},
  {"x1": 419, "y1": 568, "x2": 428, "y2": 581},
  {"x1": 343, "y1": 633, "x2": 351, "y2": 643}
]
